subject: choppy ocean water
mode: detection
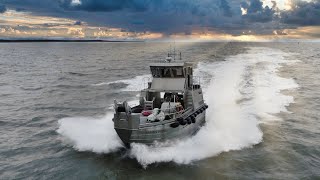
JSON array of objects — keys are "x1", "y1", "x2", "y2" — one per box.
[{"x1": 0, "y1": 42, "x2": 319, "y2": 179}]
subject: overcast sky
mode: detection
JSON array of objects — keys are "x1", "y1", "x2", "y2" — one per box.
[{"x1": 0, "y1": 0, "x2": 319, "y2": 41}]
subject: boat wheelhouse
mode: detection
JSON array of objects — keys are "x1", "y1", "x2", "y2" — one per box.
[{"x1": 113, "y1": 54, "x2": 208, "y2": 146}]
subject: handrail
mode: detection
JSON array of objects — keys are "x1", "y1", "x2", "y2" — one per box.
[
  {"x1": 143, "y1": 103, "x2": 183, "y2": 113},
  {"x1": 141, "y1": 107, "x2": 193, "y2": 126}
]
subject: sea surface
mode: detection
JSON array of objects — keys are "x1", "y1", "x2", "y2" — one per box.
[{"x1": 0, "y1": 42, "x2": 319, "y2": 179}]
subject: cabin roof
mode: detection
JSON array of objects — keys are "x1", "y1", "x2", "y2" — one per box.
[{"x1": 149, "y1": 62, "x2": 193, "y2": 67}]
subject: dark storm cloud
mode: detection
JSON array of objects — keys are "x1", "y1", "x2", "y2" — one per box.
[
  {"x1": 74, "y1": 20, "x2": 82, "y2": 25},
  {"x1": 56, "y1": 0, "x2": 247, "y2": 35},
  {"x1": 15, "y1": 7, "x2": 26, "y2": 12},
  {"x1": 1, "y1": 0, "x2": 240, "y2": 33},
  {"x1": 58, "y1": 0, "x2": 246, "y2": 34},
  {"x1": 1, "y1": 0, "x2": 60, "y2": 10},
  {"x1": 62, "y1": 0, "x2": 235, "y2": 17},
  {"x1": 220, "y1": 0, "x2": 233, "y2": 16},
  {"x1": 61, "y1": 0, "x2": 230, "y2": 14},
  {"x1": 281, "y1": 0, "x2": 320, "y2": 25},
  {"x1": 0, "y1": 4, "x2": 6, "y2": 13},
  {"x1": 1, "y1": 0, "x2": 319, "y2": 36},
  {"x1": 61, "y1": 0, "x2": 150, "y2": 12},
  {"x1": 241, "y1": 0, "x2": 276, "y2": 23}
]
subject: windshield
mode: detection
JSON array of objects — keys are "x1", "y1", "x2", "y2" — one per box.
[{"x1": 151, "y1": 67, "x2": 184, "y2": 78}]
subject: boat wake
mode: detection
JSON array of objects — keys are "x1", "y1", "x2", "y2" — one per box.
[{"x1": 57, "y1": 47, "x2": 298, "y2": 167}]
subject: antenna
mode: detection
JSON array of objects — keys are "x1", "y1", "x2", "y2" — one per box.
[{"x1": 173, "y1": 41, "x2": 176, "y2": 60}]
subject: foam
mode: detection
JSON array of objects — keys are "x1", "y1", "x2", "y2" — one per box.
[{"x1": 57, "y1": 113, "x2": 123, "y2": 153}]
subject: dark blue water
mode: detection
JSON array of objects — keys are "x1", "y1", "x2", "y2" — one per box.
[{"x1": 0, "y1": 42, "x2": 319, "y2": 179}]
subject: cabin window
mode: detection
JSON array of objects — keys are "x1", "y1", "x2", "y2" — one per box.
[
  {"x1": 177, "y1": 68, "x2": 183, "y2": 76},
  {"x1": 160, "y1": 69, "x2": 164, "y2": 77},
  {"x1": 172, "y1": 68, "x2": 184, "y2": 78},
  {"x1": 151, "y1": 67, "x2": 161, "y2": 77},
  {"x1": 155, "y1": 68, "x2": 161, "y2": 77},
  {"x1": 164, "y1": 68, "x2": 171, "y2": 77},
  {"x1": 151, "y1": 67, "x2": 185, "y2": 78}
]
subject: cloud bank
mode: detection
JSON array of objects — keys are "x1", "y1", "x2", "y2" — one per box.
[
  {"x1": 281, "y1": 0, "x2": 320, "y2": 25},
  {"x1": 0, "y1": 0, "x2": 320, "y2": 37}
]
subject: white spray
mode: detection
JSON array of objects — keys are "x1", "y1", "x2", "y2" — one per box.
[{"x1": 57, "y1": 113, "x2": 123, "y2": 153}]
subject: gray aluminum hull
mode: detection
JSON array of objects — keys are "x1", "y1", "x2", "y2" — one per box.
[{"x1": 114, "y1": 110, "x2": 206, "y2": 147}]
